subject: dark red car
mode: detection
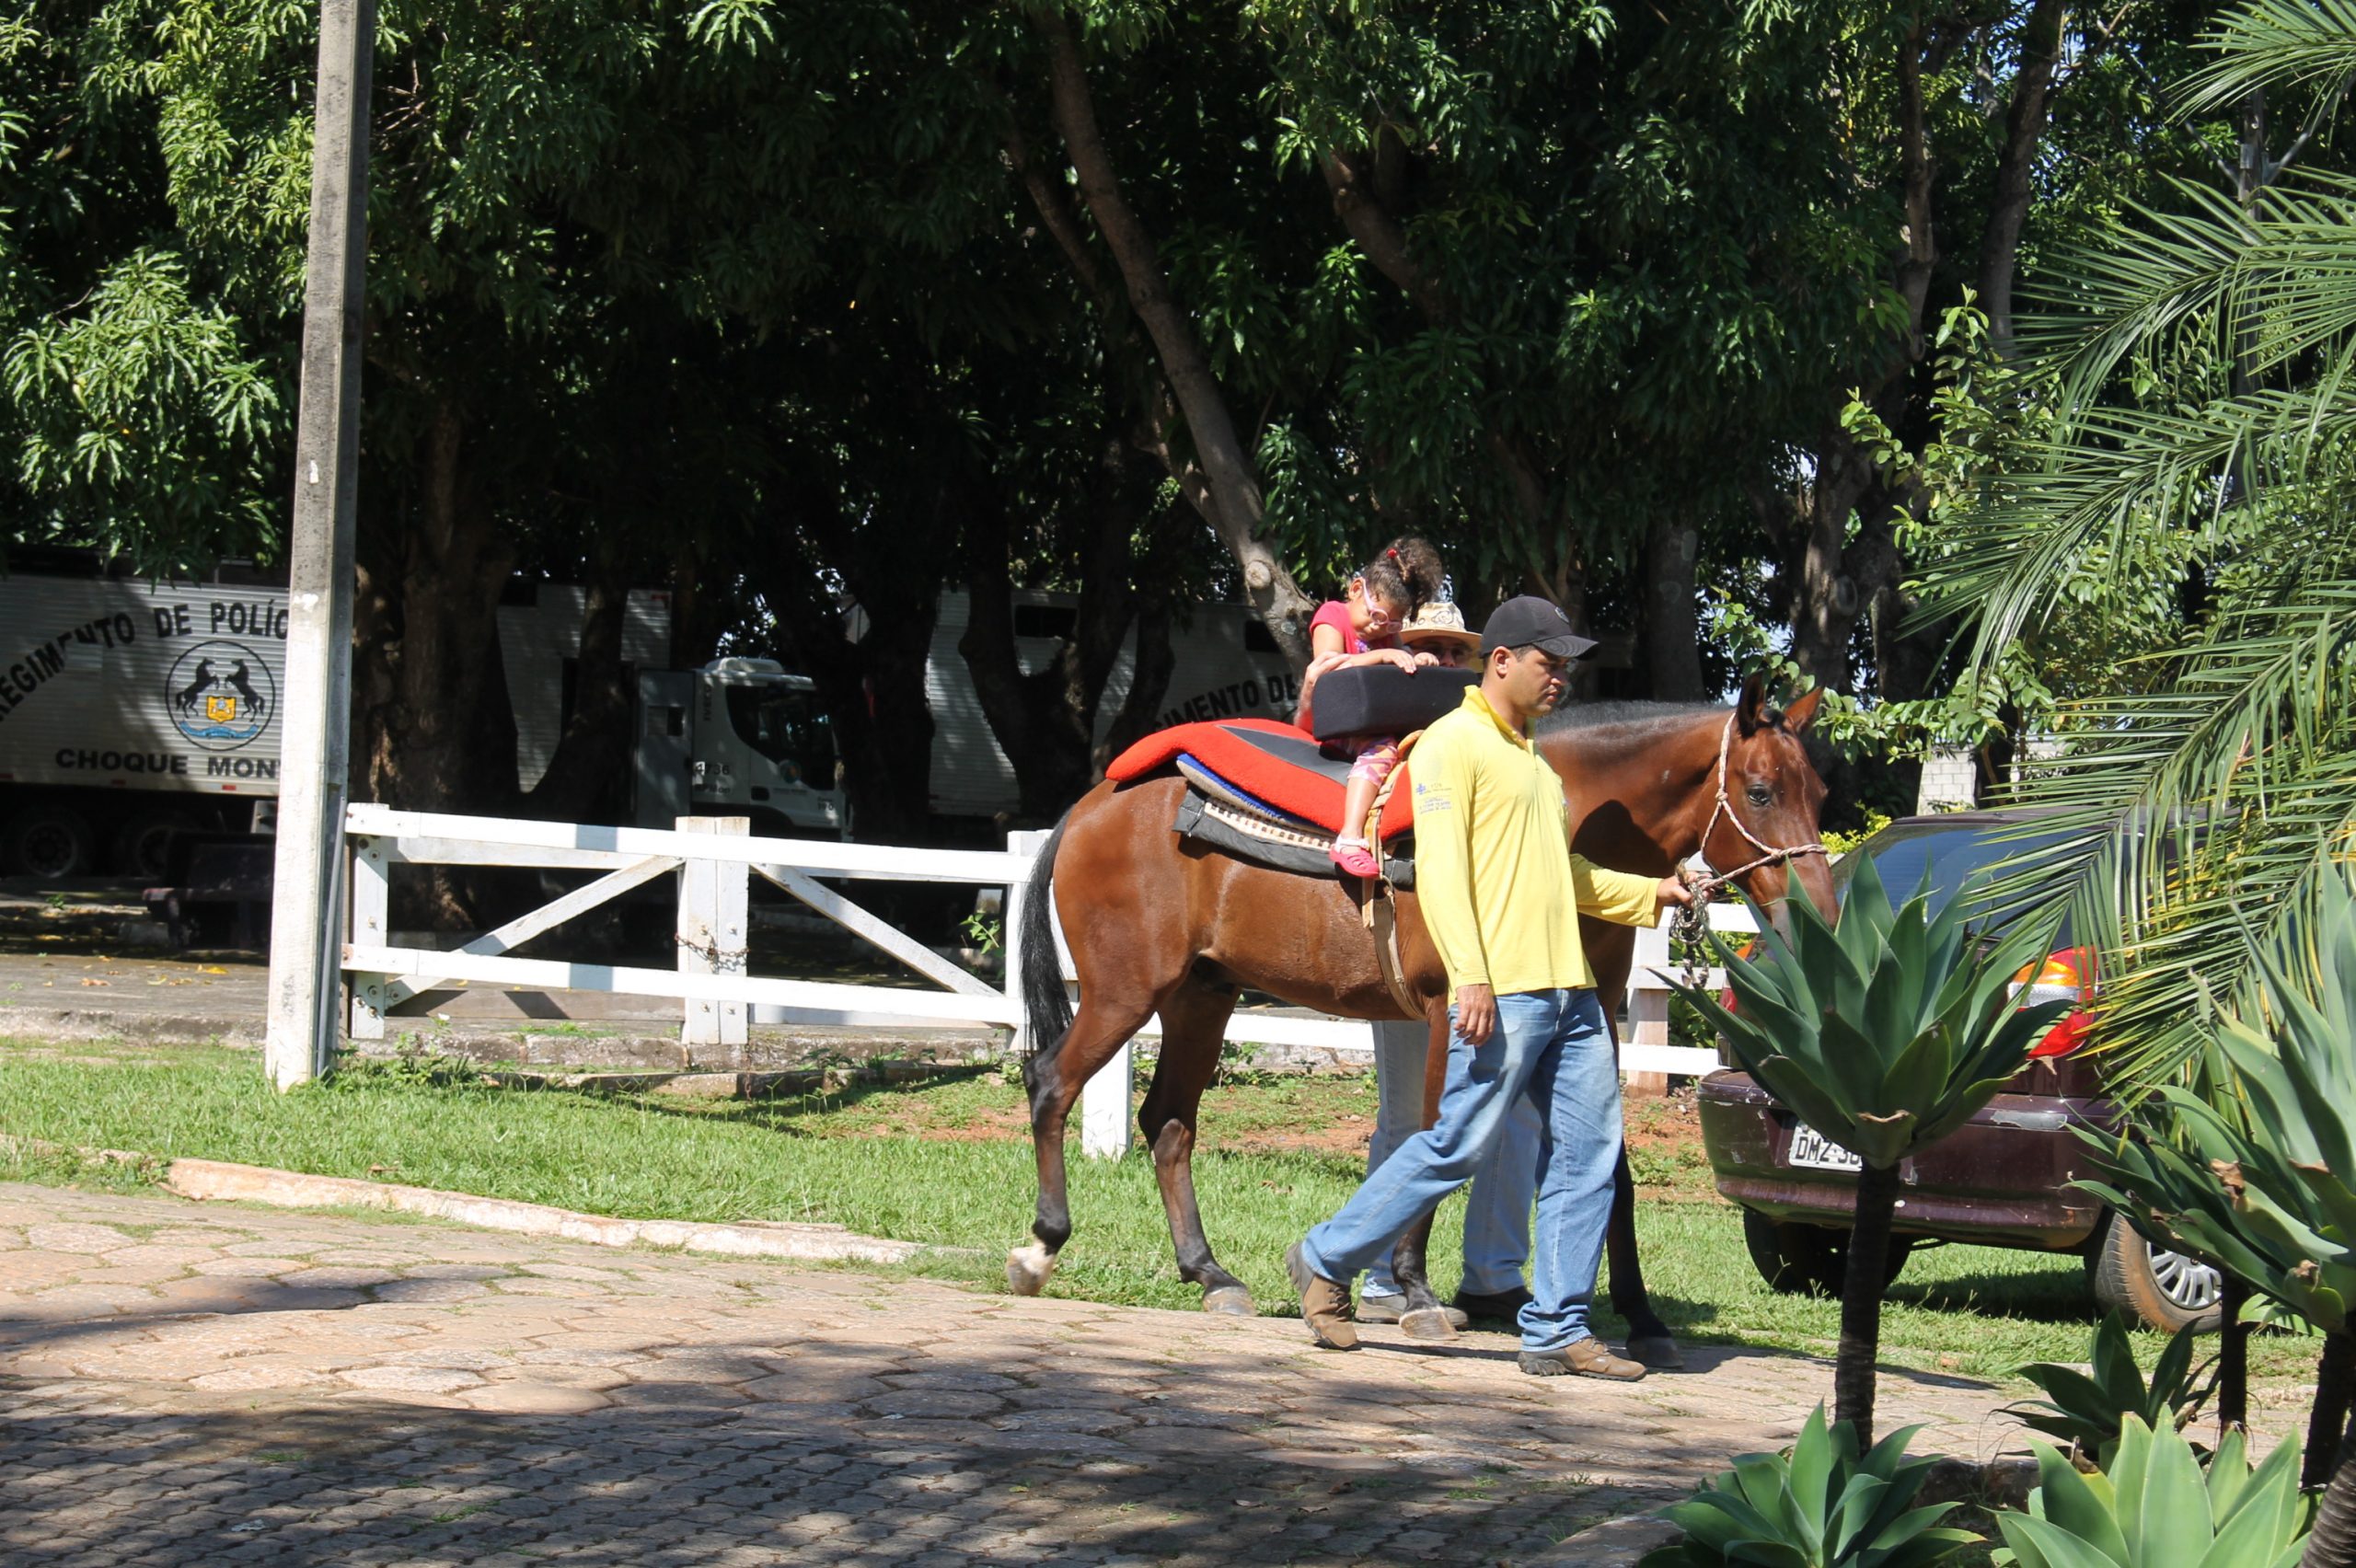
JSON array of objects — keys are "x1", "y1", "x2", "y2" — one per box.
[{"x1": 1695, "y1": 811, "x2": 2222, "y2": 1332}]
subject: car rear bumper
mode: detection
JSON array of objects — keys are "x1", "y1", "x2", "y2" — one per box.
[{"x1": 1696, "y1": 1069, "x2": 2113, "y2": 1251}]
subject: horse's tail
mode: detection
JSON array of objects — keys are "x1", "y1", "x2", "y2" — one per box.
[{"x1": 1019, "y1": 816, "x2": 1072, "y2": 1058}]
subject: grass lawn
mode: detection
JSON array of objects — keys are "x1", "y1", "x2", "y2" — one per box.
[{"x1": 0, "y1": 1036, "x2": 2320, "y2": 1390}]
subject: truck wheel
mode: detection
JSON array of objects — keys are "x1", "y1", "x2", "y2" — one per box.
[
  {"x1": 2090, "y1": 1212, "x2": 2223, "y2": 1332},
  {"x1": 3, "y1": 807, "x2": 96, "y2": 878},
  {"x1": 1742, "y1": 1207, "x2": 1913, "y2": 1297},
  {"x1": 111, "y1": 813, "x2": 187, "y2": 881}
]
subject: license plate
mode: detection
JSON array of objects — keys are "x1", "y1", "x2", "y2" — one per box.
[{"x1": 1786, "y1": 1123, "x2": 1864, "y2": 1172}]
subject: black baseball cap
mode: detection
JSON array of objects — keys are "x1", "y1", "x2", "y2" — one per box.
[{"x1": 1481, "y1": 595, "x2": 1600, "y2": 660}]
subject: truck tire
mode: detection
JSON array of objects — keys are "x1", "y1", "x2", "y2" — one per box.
[
  {"x1": 1742, "y1": 1207, "x2": 1913, "y2": 1298},
  {"x1": 3, "y1": 806, "x2": 96, "y2": 878},
  {"x1": 111, "y1": 813, "x2": 187, "y2": 880},
  {"x1": 2090, "y1": 1212, "x2": 2223, "y2": 1333}
]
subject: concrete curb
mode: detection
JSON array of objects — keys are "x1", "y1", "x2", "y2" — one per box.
[
  {"x1": 1526, "y1": 1510, "x2": 1683, "y2": 1566},
  {"x1": 158, "y1": 1158, "x2": 941, "y2": 1266}
]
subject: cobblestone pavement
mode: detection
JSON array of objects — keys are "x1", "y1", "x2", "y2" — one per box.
[{"x1": 0, "y1": 1182, "x2": 2033, "y2": 1566}]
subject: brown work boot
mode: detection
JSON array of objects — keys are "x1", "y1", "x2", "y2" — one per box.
[
  {"x1": 1518, "y1": 1335, "x2": 1646, "y2": 1381},
  {"x1": 1285, "y1": 1241, "x2": 1358, "y2": 1351}
]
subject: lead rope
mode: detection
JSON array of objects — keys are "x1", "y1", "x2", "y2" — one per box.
[{"x1": 1677, "y1": 712, "x2": 1831, "y2": 989}]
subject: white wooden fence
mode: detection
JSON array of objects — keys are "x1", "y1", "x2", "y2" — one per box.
[{"x1": 341, "y1": 807, "x2": 1745, "y2": 1158}]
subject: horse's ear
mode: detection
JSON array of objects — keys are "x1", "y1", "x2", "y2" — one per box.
[
  {"x1": 1783, "y1": 688, "x2": 1824, "y2": 733},
  {"x1": 1736, "y1": 674, "x2": 1768, "y2": 736}
]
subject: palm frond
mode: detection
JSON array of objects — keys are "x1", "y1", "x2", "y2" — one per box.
[{"x1": 2177, "y1": 0, "x2": 2356, "y2": 119}]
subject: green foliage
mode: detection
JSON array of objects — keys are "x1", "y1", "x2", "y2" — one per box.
[
  {"x1": 1676, "y1": 854, "x2": 2069, "y2": 1170},
  {"x1": 2078, "y1": 874, "x2": 2356, "y2": 1337},
  {"x1": 2010, "y1": 1316, "x2": 2212, "y2": 1467},
  {"x1": 1902, "y1": 6, "x2": 2356, "y2": 1086},
  {"x1": 1991, "y1": 1418, "x2": 2309, "y2": 1568},
  {"x1": 1639, "y1": 1404, "x2": 1979, "y2": 1568}
]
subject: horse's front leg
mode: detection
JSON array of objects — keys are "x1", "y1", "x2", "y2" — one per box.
[
  {"x1": 1605, "y1": 1118, "x2": 1683, "y2": 1368},
  {"x1": 1142, "y1": 981, "x2": 1254, "y2": 1314}
]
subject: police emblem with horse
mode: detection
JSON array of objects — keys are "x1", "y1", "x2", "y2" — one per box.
[{"x1": 166, "y1": 640, "x2": 277, "y2": 750}]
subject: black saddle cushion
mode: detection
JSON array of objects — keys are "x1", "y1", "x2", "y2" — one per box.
[{"x1": 1308, "y1": 665, "x2": 1479, "y2": 741}]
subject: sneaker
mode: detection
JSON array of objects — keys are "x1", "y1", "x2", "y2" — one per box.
[
  {"x1": 1452, "y1": 1286, "x2": 1533, "y2": 1326},
  {"x1": 1285, "y1": 1241, "x2": 1358, "y2": 1351},
  {"x1": 1330, "y1": 839, "x2": 1381, "y2": 878},
  {"x1": 1358, "y1": 1293, "x2": 1469, "y2": 1329},
  {"x1": 1517, "y1": 1336, "x2": 1647, "y2": 1381}
]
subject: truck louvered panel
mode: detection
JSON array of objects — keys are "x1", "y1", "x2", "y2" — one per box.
[{"x1": 0, "y1": 578, "x2": 292, "y2": 795}]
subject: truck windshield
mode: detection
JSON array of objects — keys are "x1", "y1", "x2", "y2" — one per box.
[{"x1": 723, "y1": 686, "x2": 835, "y2": 785}]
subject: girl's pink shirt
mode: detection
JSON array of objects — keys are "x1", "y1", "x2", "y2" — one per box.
[{"x1": 1309, "y1": 599, "x2": 1363, "y2": 656}]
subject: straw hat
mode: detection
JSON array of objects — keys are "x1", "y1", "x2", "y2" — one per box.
[{"x1": 1400, "y1": 599, "x2": 1482, "y2": 652}]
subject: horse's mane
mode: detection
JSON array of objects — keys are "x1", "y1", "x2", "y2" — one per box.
[{"x1": 1536, "y1": 700, "x2": 1726, "y2": 738}]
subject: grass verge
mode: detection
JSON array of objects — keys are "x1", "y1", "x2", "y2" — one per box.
[{"x1": 0, "y1": 1037, "x2": 2315, "y2": 1388}]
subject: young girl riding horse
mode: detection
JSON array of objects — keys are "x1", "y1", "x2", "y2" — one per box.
[{"x1": 1295, "y1": 537, "x2": 1446, "y2": 877}]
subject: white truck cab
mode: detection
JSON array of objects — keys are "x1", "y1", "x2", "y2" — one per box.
[{"x1": 634, "y1": 660, "x2": 845, "y2": 838}]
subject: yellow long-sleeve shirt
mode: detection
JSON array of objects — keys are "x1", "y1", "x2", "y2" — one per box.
[{"x1": 1409, "y1": 686, "x2": 1661, "y2": 995}]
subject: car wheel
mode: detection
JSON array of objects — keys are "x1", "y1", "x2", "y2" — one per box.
[
  {"x1": 2090, "y1": 1212, "x2": 2223, "y2": 1333},
  {"x1": 3, "y1": 806, "x2": 96, "y2": 878},
  {"x1": 1742, "y1": 1208, "x2": 1915, "y2": 1298}
]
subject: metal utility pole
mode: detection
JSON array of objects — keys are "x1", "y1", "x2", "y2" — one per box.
[{"x1": 264, "y1": 0, "x2": 374, "y2": 1090}]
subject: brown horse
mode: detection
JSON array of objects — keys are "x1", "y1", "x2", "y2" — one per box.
[{"x1": 1009, "y1": 678, "x2": 1833, "y2": 1362}]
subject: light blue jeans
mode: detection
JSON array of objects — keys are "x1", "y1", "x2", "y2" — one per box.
[
  {"x1": 1360, "y1": 1015, "x2": 1538, "y2": 1301},
  {"x1": 1302, "y1": 988, "x2": 1622, "y2": 1352}
]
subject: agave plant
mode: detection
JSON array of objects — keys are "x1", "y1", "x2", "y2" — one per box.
[
  {"x1": 1677, "y1": 854, "x2": 2068, "y2": 1443},
  {"x1": 1992, "y1": 1417, "x2": 2308, "y2": 1568},
  {"x1": 1639, "y1": 1404, "x2": 1979, "y2": 1568},
  {"x1": 2077, "y1": 873, "x2": 2356, "y2": 1562},
  {"x1": 2012, "y1": 1315, "x2": 2213, "y2": 1469}
]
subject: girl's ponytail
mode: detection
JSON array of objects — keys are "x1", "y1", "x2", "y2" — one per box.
[{"x1": 1361, "y1": 536, "x2": 1445, "y2": 616}]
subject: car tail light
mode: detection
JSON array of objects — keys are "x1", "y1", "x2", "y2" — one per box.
[
  {"x1": 2011, "y1": 946, "x2": 2096, "y2": 1058},
  {"x1": 1717, "y1": 940, "x2": 1756, "y2": 1015}
]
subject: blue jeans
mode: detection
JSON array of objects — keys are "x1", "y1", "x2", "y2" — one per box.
[
  {"x1": 1360, "y1": 1016, "x2": 1538, "y2": 1300},
  {"x1": 1302, "y1": 988, "x2": 1622, "y2": 1352}
]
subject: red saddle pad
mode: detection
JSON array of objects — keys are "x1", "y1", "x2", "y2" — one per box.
[{"x1": 1103, "y1": 719, "x2": 1416, "y2": 843}]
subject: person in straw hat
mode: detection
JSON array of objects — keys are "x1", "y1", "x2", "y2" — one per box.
[{"x1": 1354, "y1": 601, "x2": 1542, "y2": 1329}]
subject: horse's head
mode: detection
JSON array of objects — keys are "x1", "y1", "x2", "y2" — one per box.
[{"x1": 1710, "y1": 677, "x2": 1834, "y2": 930}]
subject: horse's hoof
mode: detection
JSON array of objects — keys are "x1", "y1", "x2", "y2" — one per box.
[
  {"x1": 1400, "y1": 1307, "x2": 1460, "y2": 1342},
  {"x1": 1201, "y1": 1286, "x2": 1255, "y2": 1316},
  {"x1": 1006, "y1": 1242, "x2": 1057, "y2": 1297},
  {"x1": 1627, "y1": 1334, "x2": 1684, "y2": 1369}
]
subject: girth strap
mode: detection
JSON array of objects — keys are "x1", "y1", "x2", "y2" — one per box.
[{"x1": 1358, "y1": 730, "x2": 1426, "y2": 1022}]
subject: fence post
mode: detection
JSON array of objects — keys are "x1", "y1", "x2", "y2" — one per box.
[
  {"x1": 677, "y1": 816, "x2": 750, "y2": 1058},
  {"x1": 1001, "y1": 828, "x2": 1052, "y2": 1056},
  {"x1": 347, "y1": 835, "x2": 389, "y2": 1041},
  {"x1": 1624, "y1": 911, "x2": 1673, "y2": 1100}
]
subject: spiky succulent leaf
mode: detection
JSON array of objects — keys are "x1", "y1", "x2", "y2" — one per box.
[
  {"x1": 1676, "y1": 855, "x2": 2068, "y2": 1171},
  {"x1": 1645, "y1": 1410, "x2": 1975, "y2": 1567},
  {"x1": 1992, "y1": 1420, "x2": 2308, "y2": 1568}
]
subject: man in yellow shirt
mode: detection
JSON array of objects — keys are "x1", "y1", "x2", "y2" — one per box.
[{"x1": 1287, "y1": 596, "x2": 1691, "y2": 1379}]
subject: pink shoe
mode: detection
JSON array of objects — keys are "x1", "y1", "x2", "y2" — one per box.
[{"x1": 1330, "y1": 839, "x2": 1381, "y2": 878}]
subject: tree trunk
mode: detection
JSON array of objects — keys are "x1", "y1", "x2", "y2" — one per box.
[
  {"x1": 1835, "y1": 1160, "x2": 1903, "y2": 1447},
  {"x1": 1793, "y1": 433, "x2": 1877, "y2": 692},
  {"x1": 1978, "y1": 0, "x2": 2067, "y2": 358},
  {"x1": 2307, "y1": 1332, "x2": 2356, "y2": 1491},
  {"x1": 1102, "y1": 589, "x2": 1175, "y2": 768},
  {"x1": 1033, "y1": 11, "x2": 1315, "y2": 667},
  {"x1": 352, "y1": 407, "x2": 522, "y2": 927},
  {"x1": 525, "y1": 559, "x2": 632, "y2": 824},
  {"x1": 2216, "y1": 1274, "x2": 2249, "y2": 1435},
  {"x1": 2304, "y1": 1336, "x2": 2356, "y2": 1568},
  {"x1": 1642, "y1": 515, "x2": 1704, "y2": 702}
]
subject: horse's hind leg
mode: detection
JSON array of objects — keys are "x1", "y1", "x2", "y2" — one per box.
[
  {"x1": 1607, "y1": 1150, "x2": 1683, "y2": 1368},
  {"x1": 1386, "y1": 1000, "x2": 1459, "y2": 1339},
  {"x1": 1138, "y1": 979, "x2": 1254, "y2": 1315},
  {"x1": 1008, "y1": 991, "x2": 1153, "y2": 1297}
]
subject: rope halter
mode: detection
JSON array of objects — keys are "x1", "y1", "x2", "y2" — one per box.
[{"x1": 1672, "y1": 711, "x2": 1830, "y2": 986}]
